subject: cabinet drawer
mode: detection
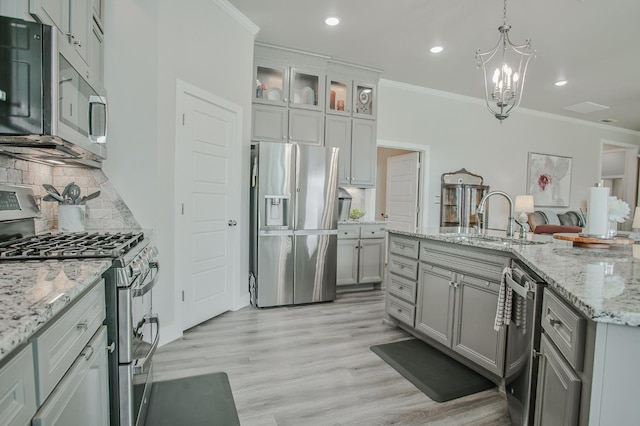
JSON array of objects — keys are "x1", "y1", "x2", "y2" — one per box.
[
  {"x1": 541, "y1": 288, "x2": 586, "y2": 371},
  {"x1": 389, "y1": 235, "x2": 419, "y2": 259},
  {"x1": 359, "y1": 224, "x2": 386, "y2": 239},
  {"x1": 32, "y1": 326, "x2": 110, "y2": 426},
  {"x1": 32, "y1": 279, "x2": 106, "y2": 405},
  {"x1": 387, "y1": 295, "x2": 415, "y2": 328},
  {"x1": 388, "y1": 273, "x2": 417, "y2": 304},
  {"x1": 0, "y1": 345, "x2": 37, "y2": 425},
  {"x1": 337, "y1": 225, "x2": 360, "y2": 239},
  {"x1": 388, "y1": 254, "x2": 418, "y2": 280}
]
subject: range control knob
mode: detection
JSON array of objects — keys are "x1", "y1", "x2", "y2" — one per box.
[{"x1": 129, "y1": 259, "x2": 142, "y2": 278}]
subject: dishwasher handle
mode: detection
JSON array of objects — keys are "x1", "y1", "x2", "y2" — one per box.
[{"x1": 506, "y1": 274, "x2": 530, "y2": 298}]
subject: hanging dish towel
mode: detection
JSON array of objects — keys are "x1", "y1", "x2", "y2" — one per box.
[
  {"x1": 494, "y1": 267, "x2": 513, "y2": 332},
  {"x1": 513, "y1": 283, "x2": 527, "y2": 335}
]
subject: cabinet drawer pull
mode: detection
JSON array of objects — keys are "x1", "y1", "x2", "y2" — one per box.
[
  {"x1": 532, "y1": 349, "x2": 544, "y2": 358},
  {"x1": 76, "y1": 321, "x2": 89, "y2": 331},
  {"x1": 546, "y1": 315, "x2": 562, "y2": 327},
  {"x1": 81, "y1": 346, "x2": 94, "y2": 361},
  {"x1": 107, "y1": 342, "x2": 116, "y2": 353},
  {"x1": 398, "y1": 286, "x2": 404, "y2": 290},
  {"x1": 397, "y1": 308, "x2": 403, "y2": 313}
]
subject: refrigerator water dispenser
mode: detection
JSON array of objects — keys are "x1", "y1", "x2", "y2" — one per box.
[{"x1": 265, "y1": 196, "x2": 289, "y2": 227}]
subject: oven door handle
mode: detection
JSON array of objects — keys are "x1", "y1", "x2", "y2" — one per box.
[
  {"x1": 133, "y1": 314, "x2": 159, "y2": 375},
  {"x1": 506, "y1": 274, "x2": 530, "y2": 298},
  {"x1": 132, "y1": 262, "x2": 160, "y2": 297}
]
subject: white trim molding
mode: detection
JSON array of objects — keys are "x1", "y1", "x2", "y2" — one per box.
[{"x1": 212, "y1": 0, "x2": 260, "y2": 37}]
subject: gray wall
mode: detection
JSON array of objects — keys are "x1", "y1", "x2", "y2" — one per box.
[
  {"x1": 104, "y1": 0, "x2": 256, "y2": 344},
  {"x1": 377, "y1": 80, "x2": 640, "y2": 230}
]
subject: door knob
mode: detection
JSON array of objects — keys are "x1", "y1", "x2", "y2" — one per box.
[{"x1": 228, "y1": 220, "x2": 237, "y2": 227}]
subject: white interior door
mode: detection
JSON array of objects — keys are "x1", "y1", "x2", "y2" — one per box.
[
  {"x1": 385, "y1": 152, "x2": 420, "y2": 232},
  {"x1": 176, "y1": 82, "x2": 238, "y2": 330}
]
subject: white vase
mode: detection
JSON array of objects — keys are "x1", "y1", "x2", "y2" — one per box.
[{"x1": 58, "y1": 205, "x2": 86, "y2": 232}]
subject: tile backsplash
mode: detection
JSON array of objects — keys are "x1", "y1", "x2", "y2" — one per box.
[{"x1": 0, "y1": 155, "x2": 139, "y2": 232}]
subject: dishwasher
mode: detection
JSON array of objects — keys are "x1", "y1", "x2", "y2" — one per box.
[{"x1": 503, "y1": 260, "x2": 547, "y2": 426}]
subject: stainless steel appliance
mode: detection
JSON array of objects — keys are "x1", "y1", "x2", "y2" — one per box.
[
  {"x1": 0, "y1": 16, "x2": 107, "y2": 167},
  {"x1": 250, "y1": 142, "x2": 339, "y2": 307},
  {"x1": 338, "y1": 187, "x2": 352, "y2": 221},
  {"x1": 0, "y1": 185, "x2": 158, "y2": 426},
  {"x1": 504, "y1": 261, "x2": 547, "y2": 426}
]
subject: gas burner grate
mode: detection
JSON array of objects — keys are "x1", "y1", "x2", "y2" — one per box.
[{"x1": 0, "y1": 231, "x2": 145, "y2": 260}]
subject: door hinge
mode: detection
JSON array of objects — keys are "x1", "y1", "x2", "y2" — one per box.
[
  {"x1": 181, "y1": 203, "x2": 184, "y2": 215},
  {"x1": 182, "y1": 113, "x2": 185, "y2": 125},
  {"x1": 181, "y1": 290, "x2": 185, "y2": 301}
]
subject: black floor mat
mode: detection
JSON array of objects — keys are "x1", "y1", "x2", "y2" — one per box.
[
  {"x1": 371, "y1": 338, "x2": 495, "y2": 402},
  {"x1": 145, "y1": 372, "x2": 240, "y2": 426}
]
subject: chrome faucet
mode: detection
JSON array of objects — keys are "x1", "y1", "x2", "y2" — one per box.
[{"x1": 477, "y1": 191, "x2": 515, "y2": 238}]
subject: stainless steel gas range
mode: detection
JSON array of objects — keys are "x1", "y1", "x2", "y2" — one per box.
[{"x1": 0, "y1": 184, "x2": 159, "y2": 426}]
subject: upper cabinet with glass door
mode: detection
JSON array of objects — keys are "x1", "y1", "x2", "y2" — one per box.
[
  {"x1": 289, "y1": 67, "x2": 323, "y2": 111},
  {"x1": 353, "y1": 82, "x2": 376, "y2": 120},
  {"x1": 326, "y1": 76, "x2": 352, "y2": 117},
  {"x1": 254, "y1": 60, "x2": 289, "y2": 107}
]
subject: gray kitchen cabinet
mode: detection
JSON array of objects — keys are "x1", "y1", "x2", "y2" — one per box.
[
  {"x1": 414, "y1": 240, "x2": 510, "y2": 376},
  {"x1": 252, "y1": 59, "x2": 324, "y2": 145},
  {"x1": 252, "y1": 104, "x2": 288, "y2": 142},
  {"x1": 452, "y1": 274, "x2": 505, "y2": 374},
  {"x1": 0, "y1": 345, "x2": 37, "y2": 425},
  {"x1": 534, "y1": 288, "x2": 590, "y2": 426},
  {"x1": 350, "y1": 119, "x2": 377, "y2": 187},
  {"x1": 325, "y1": 116, "x2": 376, "y2": 187},
  {"x1": 337, "y1": 223, "x2": 385, "y2": 288},
  {"x1": 353, "y1": 82, "x2": 376, "y2": 120},
  {"x1": 289, "y1": 109, "x2": 324, "y2": 146},
  {"x1": 325, "y1": 75, "x2": 352, "y2": 116},
  {"x1": 415, "y1": 263, "x2": 455, "y2": 346},
  {"x1": 251, "y1": 44, "x2": 380, "y2": 178},
  {"x1": 386, "y1": 234, "x2": 420, "y2": 327},
  {"x1": 358, "y1": 235, "x2": 384, "y2": 283},
  {"x1": 337, "y1": 229, "x2": 358, "y2": 285},
  {"x1": 534, "y1": 333, "x2": 582, "y2": 426},
  {"x1": 29, "y1": 0, "x2": 105, "y2": 91},
  {"x1": 31, "y1": 279, "x2": 106, "y2": 405},
  {"x1": 32, "y1": 326, "x2": 110, "y2": 426}
]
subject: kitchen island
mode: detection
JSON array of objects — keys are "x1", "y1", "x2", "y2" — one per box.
[{"x1": 386, "y1": 227, "x2": 640, "y2": 426}]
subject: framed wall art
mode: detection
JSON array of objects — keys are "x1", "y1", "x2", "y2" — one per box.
[{"x1": 527, "y1": 152, "x2": 572, "y2": 207}]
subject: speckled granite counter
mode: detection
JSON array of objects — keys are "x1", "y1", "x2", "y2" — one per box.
[
  {"x1": 0, "y1": 259, "x2": 112, "y2": 363},
  {"x1": 388, "y1": 227, "x2": 640, "y2": 327},
  {"x1": 339, "y1": 220, "x2": 388, "y2": 225}
]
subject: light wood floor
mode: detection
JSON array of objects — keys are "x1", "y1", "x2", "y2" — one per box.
[{"x1": 153, "y1": 290, "x2": 512, "y2": 426}]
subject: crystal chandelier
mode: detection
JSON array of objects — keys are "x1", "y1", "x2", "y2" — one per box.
[{"x1": 476, "y1": 0, "x2": 534, "y2": 121}]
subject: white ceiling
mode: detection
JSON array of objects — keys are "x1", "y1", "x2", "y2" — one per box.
[{"x1": 227, "y1": 0, "x2": 640, "y2": 132}]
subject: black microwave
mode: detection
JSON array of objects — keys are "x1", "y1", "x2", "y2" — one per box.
[{"x1": 0, "y1": 15, "x2": 106, "y2": 167}]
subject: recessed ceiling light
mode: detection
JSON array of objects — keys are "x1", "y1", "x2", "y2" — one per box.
[
  {"x1": 430, "y1": 46, "x2": 444, "y2": 53},
  {"x1": 325, "y1": 16, "x2": 340, "y2": 26},
  {"x1": 554, "y1": 80, "x2": 568, "y2": 86}
]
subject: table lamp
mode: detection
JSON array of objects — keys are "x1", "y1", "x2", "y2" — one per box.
[{"x1": 515, "y1": 195, "x2": 535, "y2": 239}]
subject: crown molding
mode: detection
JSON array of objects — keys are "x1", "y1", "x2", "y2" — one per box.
[{"x1": 212, "y1": 0, "x2": 260, "y2": 38}]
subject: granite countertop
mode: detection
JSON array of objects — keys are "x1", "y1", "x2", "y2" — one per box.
[
  {"x1": 0, "y1": 259, "x2": 112, "y2": 363},
  {"x1": 388, "y1": 227, "x2": 640, "y2": 327},
  {"x1": 338, "y1": 220, "x2": 388, "y2": 225}
]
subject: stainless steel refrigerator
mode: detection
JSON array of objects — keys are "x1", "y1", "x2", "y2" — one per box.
[{"x1": 250, "y1": 142, "x2": 339, "y2": 307}]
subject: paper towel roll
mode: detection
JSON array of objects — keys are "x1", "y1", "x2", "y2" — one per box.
[{"x1": 586, "y1": 186, "x2": 609, "y2": 236}]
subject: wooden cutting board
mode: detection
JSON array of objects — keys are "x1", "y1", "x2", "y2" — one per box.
[{"x1": 553, "y1": 233, "x2": 635, "y2": 248}]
